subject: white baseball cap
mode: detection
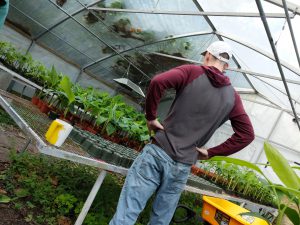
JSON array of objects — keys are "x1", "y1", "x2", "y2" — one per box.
[{"x1": 201, "y1": 41, "x2": 232, "y2": 63}]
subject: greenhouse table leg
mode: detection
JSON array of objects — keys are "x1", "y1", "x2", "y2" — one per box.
[
  {"x1": 20, "y1": 139, "x2": 31, "y2": 152},
  {"x1": 75, "y1": 170, "x2": 107, "y2": 225}
]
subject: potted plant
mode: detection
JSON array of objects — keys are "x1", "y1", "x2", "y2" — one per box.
[{"x1": 58, "y1": 75, "x2": 75, "y2": 120}]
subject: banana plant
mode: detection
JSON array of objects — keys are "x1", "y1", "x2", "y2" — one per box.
[
  {"x1": 59, "y1": 76, "x2": 75, "y2": 117},
  {"x1": 207, "y1": 142, "x2": 300, "y2": 225},
  {"x1": 44, "y1": 66, "x2": 62, "y2": 89}
]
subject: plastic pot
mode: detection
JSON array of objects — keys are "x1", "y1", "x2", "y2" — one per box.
[
  {"x1": 40, "y1": 103, "x2": 51, "y2": 114},
  {"x1": 48, "y1": 111, "x2": 60, "y2": 120},
  {"x1": 31, "y1": 96, "x2": 39, "y2": 105},
  {"x1": 81, "y1": 139, "x2": 94, "y2": 151}
]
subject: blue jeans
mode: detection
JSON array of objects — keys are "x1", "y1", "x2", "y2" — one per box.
[{"x1": 109, "y1": 144, "x2": 191, "y2": 225}]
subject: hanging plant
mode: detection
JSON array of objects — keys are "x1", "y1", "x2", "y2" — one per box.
[
  {"x1": 84, "y1": 11, "x2": 99, "y2": 24},
  {"x1": 56, "y1": 0, "x2": 67, "y2": 7}
]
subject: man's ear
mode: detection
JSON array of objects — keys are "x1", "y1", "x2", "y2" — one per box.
[{"x1": 223, "y1": 63, "x2": 229, "y2": 72}]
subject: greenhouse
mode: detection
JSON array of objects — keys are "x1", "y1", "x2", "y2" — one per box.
[{"x1": 0, "y1": 0, "x2": 300, "y2": 224}]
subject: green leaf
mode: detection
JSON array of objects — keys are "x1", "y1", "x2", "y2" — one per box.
[
  {"x1": 140, "y1": 134, "x2": 150, "y2": 141},
  {"x1": 239, "y1": 212, "x2": 270, "y2": 225},
  {"x1": 292, "y1": 166, "x2": 300, "y2": 170},
  {"x1": 208, "y1": 156, "x2": 265, "y2": 178},
  {"x1": 59, "y1": 76, "x2": 75, "y2": 104},
  {"x1": 96, "y1": 116, "x2": 108, "y2": 125},
  {"x1": 280, "y1": 204, "x2": 300, "y2": 225},
  {"x1": 264, "y1": 142, "x2": 300, "y2": 189},
  {"x1": 15, "y1": 188, "x2": 30, "y2": 198},
  {"x1": 106, "y1": 123, "x2": 116, "y2": 136},
  {"x1": 270, "y1": 185, "x2": 300, "y2": 199},
  {"x1": 0, "y1": 194, "x2": 11, "y2": 203}
]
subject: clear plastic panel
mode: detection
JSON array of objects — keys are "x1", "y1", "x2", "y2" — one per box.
[
  {"x1": 197, "y1": 0, "x2": 284, "y2": 13},
  {"x1": 87, "y1": 2, "x2": 212, "y2": 41},
  {"x1": 197, "y1": 0, "x2": 285, "y2": 52},
  {"x1": 10, "y1": 0, "x2": 70, "y2": 30},
  {"x1": 248, "y1": 75, "x2": 292, "y2": 110},
  {"x1": 269, "y1": 112, "x2": 300, "y2": 150},
  {"x1": 276, "y1": 15, "x2": 300, "y2": 68},
  {"x1": 240, "y1": 93, "x2": 279, "y2": 107},
  {"x1": 50, "y1": 16, "x2": 111, "y2": 62},
  {"x1": 85, "y1": 54, "x2": 127, "y2": 85},
  {"x1": 7, "y1": 5, "x2": 47, "y2": 36},
  {"x1": 257, "y1": 143, "x2": 300, "y2": 185},
  {"x1": 224, "y1": 38, "x2": 300, "y2": 81},
  {"x1": 204, "y1": 124, "x2": 264, "y2": 161},
  {"x1": 38, "y1": 32, "x2": 93, "y2": 66},
  {"x1": 242, "y1": 98, "x2": 281, "y2": 138}
]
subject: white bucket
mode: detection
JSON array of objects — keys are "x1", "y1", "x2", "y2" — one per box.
[{"x1": 45, "y1": 119, "x2": 73, "y2": 147}]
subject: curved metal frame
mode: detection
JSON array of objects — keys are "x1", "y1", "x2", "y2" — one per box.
[
  {"x1": 282, "y1": 0, "x2": 300, "y2": 68},
  {"x1": 33, "y1": 0, "x2": 104, "y2": 41},
  {"x1": 9, "y1": 4, "x2": 96, "y2": 63},
  {"x1": 46, "y1": 0, "x2": 152, "y2": 80},
  {"x1": 88, "y1": 7, "x2": 291, "y2": 18},
  {"x1": 82, "y1": 30, "x2": 213, "y2": 70},
  {"x1": 216, "y1": 31, "x2": 300, "y2": 76},
  {"x1": 150, "y1": 51, "x2": 300, "y2": 85},
  {"x1": 255, "y1": 0, "x2": 300, "y2": 130},
  {"x1": 265, "y1": 0, "x2": 300, "y2": 16}
]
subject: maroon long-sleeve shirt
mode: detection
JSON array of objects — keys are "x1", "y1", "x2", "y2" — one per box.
[{"x1": 146, "y1": 65, "x2": 254, "y2": 164}]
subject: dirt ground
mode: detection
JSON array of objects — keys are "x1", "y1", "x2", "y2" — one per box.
[
  {"x1": 0, "y1": 124, "x2": 38, "y2": 163},
  {"x1": 0, "y1": 123, "x2": 37, "y2": 225}
]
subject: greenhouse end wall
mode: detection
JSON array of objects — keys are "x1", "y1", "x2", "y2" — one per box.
[{"x1": 0, "y1": 24, "x2": 141, "y2": 109}]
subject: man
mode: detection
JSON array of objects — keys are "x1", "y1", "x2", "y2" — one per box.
[
  {"x1": 0, "y1": 0, "x2": 9, "y2": 29},
  {"x1": 109, "y1": 41, "x2": 254, "y2": 225}
]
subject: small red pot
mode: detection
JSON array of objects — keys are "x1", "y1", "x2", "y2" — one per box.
[
  {"x1": 37, "y1": 99, "x2": 43, "y2": 109},
  {"x1": 40, "y1": 103, "x2": 51, "y2": 114},
  {"x1": 31, "y1": 96, "x2": 39, "y2": 105},
  {"x1": 85, "y1": 126, "x2": 98, "y2": 134}
]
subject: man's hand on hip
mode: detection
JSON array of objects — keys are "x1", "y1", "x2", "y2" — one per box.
[
  {"x1": 196, "y1": 147, "x2": 209, "y2": 160},
  {"x1": 147, "y1": 119, "x2": 164, "y2": 136}
]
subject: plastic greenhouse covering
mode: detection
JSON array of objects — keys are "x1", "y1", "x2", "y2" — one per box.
[{"x1": 1, "y1": 0, "x2": 300, "y2": 185}]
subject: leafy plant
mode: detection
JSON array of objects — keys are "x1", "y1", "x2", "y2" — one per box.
[
  {"x1": 0, "y1": 41, "x2": 150, "y2": 146},
  {"x1": 59, "y1": 76, "x2": 75, "y2": 116},
  {"x1": 207, "y1": 142, "x2": 300, "y2": 225},
  {"x1": 2, "y1": 150, "x2": 203, "y2": 225}
]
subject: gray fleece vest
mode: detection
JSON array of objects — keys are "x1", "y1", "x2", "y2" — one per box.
[{"x1": 154, "y1": 74, "x2": 235, "y2": 165}]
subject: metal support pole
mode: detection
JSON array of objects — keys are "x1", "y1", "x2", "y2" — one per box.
[
  {"x1": 88, "y1": 7, "x2": 290, "y2": 18},
  {"x1": 255, "y1": 0, "x2": 300, "y2": 130},
  {"x1": 20, "y1": 139, "x2": 31, "y2": 152},
  {"x1": 265, "y1": 0, "x2": 300, "y2": 16},
  {"x1": 282, "y1": 0, "x2": 300, "y2": 68},
  {"x1": 74, "y1": 170, "x2": 107, "y2": 225},
  {"x1": 74, "y1": 69, "x2": 83, "y2": 83},
  {"x1": 26, "y1": 40, "x2": 34, "y2": 54},
  {"x1": 253, "y1": 110, "x2": 283, "y2": 163}
]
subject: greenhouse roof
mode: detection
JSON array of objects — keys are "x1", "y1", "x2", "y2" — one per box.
[
  {"x1": 2, "y1": 0, "x2": 300, "y2": 184},
  {"x1": 5, "y1": 0, "x2": 300, "y2": 117}
]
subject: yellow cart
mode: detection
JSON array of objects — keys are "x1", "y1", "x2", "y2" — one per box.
[{"x1": 202, "y1": 196, "x2": 269, "y2": 225}]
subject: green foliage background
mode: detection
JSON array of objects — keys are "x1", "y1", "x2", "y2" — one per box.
[{"x1": 1, "y1": 151, "x2": 203, "y2": 225}]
